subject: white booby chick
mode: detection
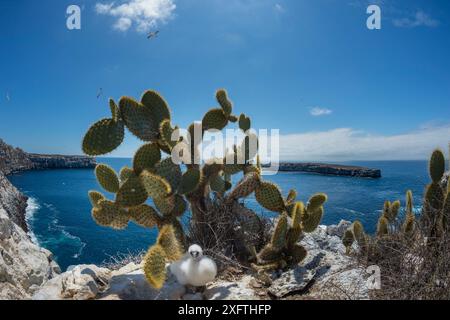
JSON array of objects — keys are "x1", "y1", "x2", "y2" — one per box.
[{"x1": 170, "y1": 244, "x2": 217, "y2": 287}]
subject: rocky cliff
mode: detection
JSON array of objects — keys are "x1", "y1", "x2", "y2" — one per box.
[
  {"x1": 265, "y1": 162, "x2": 381, "y2": 178},
  {"x1": 0, "y1": 174, "x2": 61, "y2": 299},
  {"x1": 0, "y1": 139, "x2": 96, "y2": 175},
  {"x1": 0, "y1": 138, "x2": 95, "y2": 299}
]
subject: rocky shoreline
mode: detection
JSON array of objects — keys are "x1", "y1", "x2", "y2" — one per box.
[{"x1": 265, "y1": 162, "x2": 381, "y2": 178}]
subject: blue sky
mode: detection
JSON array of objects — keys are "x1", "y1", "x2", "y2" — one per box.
[{"x1": 0, "y1": 0, "x2": 449, "y2": 160}]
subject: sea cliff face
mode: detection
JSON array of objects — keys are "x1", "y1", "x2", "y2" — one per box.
[
  {"x1": 0, "y1": 138, "x2": 96, "y2": 299},
  {"x1": 0, "y1": 139, "x2": 96, "y2": 175}
]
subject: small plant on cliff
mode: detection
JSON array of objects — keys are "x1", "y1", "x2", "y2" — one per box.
[{"x1": 82, "y1": 89, "x2": 327, "y2": 288}]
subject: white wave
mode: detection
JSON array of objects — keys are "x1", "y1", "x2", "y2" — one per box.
[{"x1": 25, "y1": 197, "x2": 40, "y2": 245}]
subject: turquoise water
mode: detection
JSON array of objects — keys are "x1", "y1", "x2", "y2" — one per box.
[{"x1": 9, "y1": 159, "x2": 431, "y2": 271}]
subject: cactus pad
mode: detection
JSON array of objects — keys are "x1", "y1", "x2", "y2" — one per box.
[
  {"x1": 216, "y1": 89, "x2": 233, "y2": 116},
  {"x1": 82, "y1": 118, "x2": 124, "y2": 156},
  {"x1": 129, "y1": 204, "x2": 161, "y2": 228},
  {"x1": 133, "y1": 143, "x2": 161, "y2": 174},
  {"x1": 429, "y1": 149, "x2": 445, "y2": 183},
  {"x1": 229, "y1": 172, "x2": 260, "y2": 200},
  {"x1": 178, "y1": 168, "x2": 201, "y2": 195},
  {"x1": 88, "y1": 190, "x2": 105, "y2": 207},
  {"x1": 202, "y1": 108, "x2": 228, "y2": 131},
  {"x1": 255, "y1": 181, "x2": 285, "y2": 212},
  {"x1": 143, "y1": 244, "x2": 167, "y2": 289},
  {"x1": 91, "y1": 200, "x2": 129, "y2": 229},
  {"x1": 119, "y1": 97, "x2": 159, "y2": 141},
  {"x1": 270, "y1": 214, "x2": 288, "y2": 250},
  {"x1": 95, "y1": 164, "x2": 120, "y2": 193},
  {"x1": 141, "y1": 90, "x2": 171, "y2": 125},
  {"x1": 301, "y1": 206, "x2": 324, "y2": 233},
  {"x1": 157, "y1": 224, "x2": 183, "y2": 261},
  {"x1": 115, "y1": 173, "x2": 148, "y2": 207},
  {"x1": 238, "y1": 114, "x2": 251, "y2": 132},
  {"x1": 140, "y1": 170, "x2": 172, "y2": 199}
]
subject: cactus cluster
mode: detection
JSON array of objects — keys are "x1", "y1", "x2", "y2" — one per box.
[
  {"x1": 423, "y1": 149, "x2": 449, "y2": 236},
  {"x1": 252, "y1": 193, "x2": 327, "y2": 271},
  {"x1": 83, "y1": 89, "x2": 327, "y2": 288},
  {"x1": 342, "y1": 148, "x2": 450, "y2": 253}
]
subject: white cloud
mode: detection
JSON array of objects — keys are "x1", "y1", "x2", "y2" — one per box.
[
  {"x1": 310, "y1": 107, "x2": 333, "y2": 116},
  {"x1": 278, "y1": 125, "x2": 450, "y2": 161},
  {"x1": 95, "y1": 0, "x2": 176, "y2": 32},
  {"x1": 393, "y1": 11, "x2": 439, "y2": 28}
]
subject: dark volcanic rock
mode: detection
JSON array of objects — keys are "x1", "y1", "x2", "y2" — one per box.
[{"x1": 265, "y1": 162, "x2": 381, "y2": 178}]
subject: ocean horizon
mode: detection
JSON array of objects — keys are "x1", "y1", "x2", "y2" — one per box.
[{"x1": 9, "y1": 158, "x2": 432, "y2": 271}]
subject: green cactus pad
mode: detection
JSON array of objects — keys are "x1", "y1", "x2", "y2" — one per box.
[
  {"x1": 270, "y1": 214, "x2": 288, "y2": 250},
  {"x1": 157, "y1": 224, "x2": 183, "y2": 261},
  {"x1": 307, "y1": 193, "x2": 328, "y2": 213},
  {"x1": 140, "y1": 170, "x2": 172, "y2": 199},
  {"x1": 290, "y1": 244, "x2": 307, "y2": 265},
  {"x1": 109, "y1": 99, "x2": 120, "y2": 121},
  {"x1": 301, "y1": 206, "x2": 324, "y2": 233},
  {"x1": 141, "y1": 90, "x2": 171, "y2": 125},
  {"x1": 377, "y1": 216, "x2": 389, "y2": 237},
  {"x1": 115, "y1": 174, "x2": 148, "y2": 208},
  {"x1": 342, "y1": 229, "x2": 355, "y2": 250},
  {"x1": 119, "y1": 96, "x2": 159, "y2": 141},
  {"x1": 133, "y1": 143, "x2": 161, "y2": 174},
  {"x1": 257, "y1": 244, "x2": 282, "y2": 263},
  {"x1": 119, "y1": 166, "x2": 134, "y2": 183},
  {"x1": 406, "y1": 190, "x2": 413, "y2": 215},
  {"x1": 154, "y1": 158, "x2": 182, "y2": 191},
  {"x1": 88, "y1": 190, "x2": 105, "y2": 208},
  {"x1": 286, "y1": 189, "x2": 298, "y2": 205},
  {"x1": 386, "y1": 200, "x2": 401, "y2": 223},
  {"x1": 238, "y1": 114, "x2": 251, "y2": 132},
  {"x1": 228, "y1": 114, "x2": 238, "y2": 123},
  {"x1": 129, "y1": 204, "x2": 161, "y2": 228},
  {"x1": 229, "y1": 172, "x2": 260, "y2": 200},
  {"x1": 143, "y1": 244, "x2": 167, "y2": 289},
  {"x1": 216, "y1": 89, "x2": 232, "y2": 116},
  {"x1": 178, "y1": 168, "x2": 201, "y2": 195},
  {"x1": 202, "y1": 108, "x2": 228, "y2": 131},
  {"x1": 429, "y1": 149, "x2": 445, "y2": 183},
  {"x1": 255, "y1": 181, "x2": 285, "y2": 212},
  {"x1": 153, "y1": 195, "x2": 176, "y2": 216},
  {"x1": 82, "y1": 118, "x2": 125, "y2": 156},
  {"x1": 95, "y1": 164, "x2": 120, "y2": 193},
  {"x1": 286, "y1": 225, "x2": 303, "y2": 249},
  {"x1": 425, "y1": 183, "x2": 445, "y2": 211},
  {"x1": 91, "y1": 200, "x2": 129, "y2": 230},
  {"x1": 291, "y1": 202, "x2": 304, "y2": 227},
  {"x1": 159, "y1": 119, "x2": 178, "y2": 150},
  {"x1": 403, "y1": 213, "x2": 415, "y2": 235}
]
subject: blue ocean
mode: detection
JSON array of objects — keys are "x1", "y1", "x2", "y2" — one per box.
[{"x1": 9, "y1": 159, "x2": 431, "y2": 271}]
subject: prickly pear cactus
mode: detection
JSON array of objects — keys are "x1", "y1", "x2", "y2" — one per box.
[{"x1": 82, "y1": 88, "x2": 328, "y2": 288}]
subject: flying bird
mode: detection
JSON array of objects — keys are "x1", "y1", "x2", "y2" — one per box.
[
  {"x1": 6, "y1": 92, "x2": 10, "y2": 102},
  {"x1": 170, "y1": 244, "x2": 217, "y2": 288},
  {"x1": 147, "y1": 30, "x2": 159, "y2": 39}
]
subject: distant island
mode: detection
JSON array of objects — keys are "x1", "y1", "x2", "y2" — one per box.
[{"x1": 263, "y1": 162, "x2": 381, "y2": 178}]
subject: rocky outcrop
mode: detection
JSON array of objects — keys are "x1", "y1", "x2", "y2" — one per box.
[
  {"x1": 265, "y1": 162, "x2": 381, "y2": 178},
  {"x1": 0, "y1": 139, "x2": 96, "y2": 176},
  {"x1": 27, "y1": 154, "x2": 96, "y2": 171},
  {"x1": 0, "y1": 140, "x2": 33, "y2": 175},
  {"x1": 33, "y1": 221, "x2": 369, "y2": 300},
  {"x1": 0, "y1": 206, "x2": 60, "y2": 299},
  {"x1": 0, "y1": 173, "x2": 29, "y2": 232}
]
